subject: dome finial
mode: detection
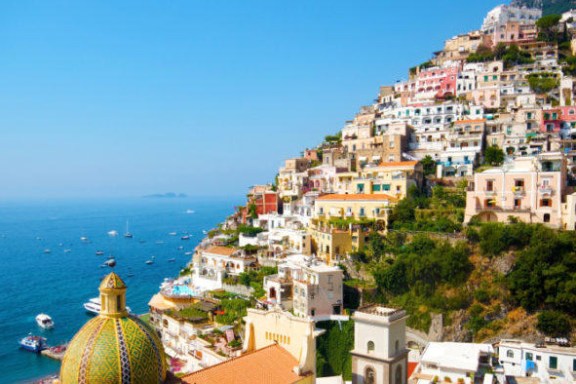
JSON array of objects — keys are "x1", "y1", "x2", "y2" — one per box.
[{"x1": 98, "y1": 272, "x2": 128, "y2": 318}]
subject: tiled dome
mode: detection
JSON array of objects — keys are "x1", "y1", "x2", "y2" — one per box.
[{"x1": 60, "y1": 273, "x2": 167, "y2": 384}]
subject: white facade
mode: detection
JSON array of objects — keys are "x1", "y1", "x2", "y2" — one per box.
[
  {"x1": 417, "y1": 342, "x2": 494, "y2": 384},
  {"x1": 351, "y1": 305, "x2": 408, "y2": 384},
  {"x1": 481, "y1": 5, "x2": 542, "y2": 33},
  {"x1": 498, "y1": 339, "x2": 576, "y2": 382}
]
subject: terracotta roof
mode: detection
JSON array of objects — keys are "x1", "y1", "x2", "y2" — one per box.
[
  {"x1": 377, "y1": 160, "x2": 419, "y2": 167},
  {"x1": 204, "y1": 246, "x2": 237, "y2": 256},
  {"x1": 454, "y1": 118, "x2": 486, "y2": 124},
  {"x1": 407, "y1": 362, "x2": 418, "y2": 379},
  {"x1": 180, "y1": 344, "x2": 309, "y2": 384},
  {"x1": 317, "y1": 193, "x2": 399, "y2": 202}
]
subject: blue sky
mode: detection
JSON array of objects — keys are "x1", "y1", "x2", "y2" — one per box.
[{"x1": 0, "y1": 0, "x2": 503, "y2": 198}]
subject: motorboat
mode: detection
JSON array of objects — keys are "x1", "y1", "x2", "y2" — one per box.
[
  {"x1": 107, "y1": 230, "x2": 118, "y2": 237},
  {"x1": 168, "y1": 258, "x2": 176, "y2": 262},
  {"x1": 146, "y1": 256, "x2": 155, "y2": 265},
  {"x1": 84, "y1": 297, "x2": 101, "y2": 315},
  {"x1": 19, "y1": 335, "x2": 47, "y2": 353},
  {"x1": 95, "y1": 250, "x2": 105, "y2": 256},
  {"x1": 80, "y1": 236, "x2": 90, "y2": 243},
  {"x1": 43, "y1": 249, "x2": 51, "y2": 254},
  {"x1": 181, "y1": 235, "x2": 190, "y2": 241},
  {"x1": 168, "y1": 232, "x2": 177, "y2": 236},
  {"x1": 104, "y1": 258, "x2": 116, "y2": 267},
  {"x1": 64, "y1": 249, "x2": 72, "y2": 253},
  {"x1": 202, "y1": 230, "x2": 208, "y2": 235},
  {"x1": 36, "y1": 314, "x2": 54, "y2": 329},
  {"x1": 84, "y1": 297, "x2": 131, "y2": 315}
]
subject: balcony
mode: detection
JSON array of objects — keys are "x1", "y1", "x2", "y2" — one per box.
[
  {"x1": 539, "y1": 187, "x2": 553, "y2": 195},
  {"x1": 481, "y1": 206, "x2": 531, "y2": 213},
  {"x1": 512, "y1": 186, "x2": 525, "y2": 196},
  {"x1": 483, "y1": 190, "x2": 496, "y2": 196}
]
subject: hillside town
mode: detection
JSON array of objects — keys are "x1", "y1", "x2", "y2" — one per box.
[
  {"x1": 128, "y1": 3, "x2": 576, "y2": 384},
  {"x1": 49, "y1": 3, "x2": 574, "y2": 384}
]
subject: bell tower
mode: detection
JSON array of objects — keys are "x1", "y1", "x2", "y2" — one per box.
[
  {"x1": 351, "y1": 305, "x2": 408, "y2": 384},
  {"x1": 99, "y1": 272, "x2": 128, "y2": 318}
]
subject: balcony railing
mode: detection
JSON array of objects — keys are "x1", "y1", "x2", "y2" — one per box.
[
  {"x1": 484, "y1": 190, "x2": 496, "y2": 196},
  {"x1": 481, "y1": 206, "x2": 531, "y2": 213},
  {"x1": 539, "y1": 187, "x2": 553, "y2": 195}
]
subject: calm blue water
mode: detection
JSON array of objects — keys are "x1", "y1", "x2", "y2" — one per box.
[{"x1": 0, "y1": 197, "x2": 241, "y2": 384}]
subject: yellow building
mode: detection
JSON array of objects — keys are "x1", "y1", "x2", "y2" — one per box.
[
  {"x1": 312, "y1": 194, "x2": 398, "y2": 264},
  {"x1": 180, "y1": 308, "x2": 316, "y2": 384},
  {"x1": 354, "y1": 161, "x2": 423, "y2": 199},
  {"x1": 59, "y1": 273, "x2": 168, "y2": 384}
]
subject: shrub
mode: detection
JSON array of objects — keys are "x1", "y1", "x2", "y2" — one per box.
[{"x1": 537, "y1": 310, "x2": 572, "y2": 336}]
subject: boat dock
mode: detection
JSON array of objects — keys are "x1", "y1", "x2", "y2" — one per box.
[{"x1": 41, "y1": 344, "x2": 67, "y2": 361}]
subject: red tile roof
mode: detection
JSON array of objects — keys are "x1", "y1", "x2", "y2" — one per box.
[
  {"x1": 180, "y1": 344, "x2": 310, "y2": 384},
  {"x1": 204, "y1": 246, "x2": 237, "y2": 256}
]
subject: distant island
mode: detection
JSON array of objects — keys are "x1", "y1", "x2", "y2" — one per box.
[{"x1": 142, "y1": 192, "x2": 188, "y2": 199}]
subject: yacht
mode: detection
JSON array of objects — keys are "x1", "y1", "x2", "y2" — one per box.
[
  {"x1": 107, "y1": 230, "x2": 118, "y2": 237},
  {"x1": 124, "y1": 221, "x2": 133, "y2": 238},
  {"x1": 19, "y1": 335, "x2": 47, "y2": 353},
  {"x1": 104, "y1": 258, "x2": 116, "y2": 267},
  {"x1": 181, "y1": 235, "x2": 190, "y2": 240},
  {"x1": 84, "y1": 297, "x2": 131, "y2": 315},
  {"x1": 36, "y1": 314, "x2": 54, "y2": 329}
]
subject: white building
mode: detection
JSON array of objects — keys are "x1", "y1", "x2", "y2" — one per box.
[
  {"x1": 263, "y1": 254, "x2": 344, "y2": 319},
  {"x1": 413, "y1": 342, "x2": 494, "y2": 384},
  {"x1": 498, "y1": 339, "x2": 576, "y2": 382},
  {"x1": 481, "y1": 5, "x2": 542, "y2": 34},
  {"x1": 351, "y1": 305, "x2": 409, "y2": 384}
]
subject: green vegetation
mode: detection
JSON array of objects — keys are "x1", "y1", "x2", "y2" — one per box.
[
  {"x1": 215, "y1": 298, "x2": 250, "y2": 325},
  {"x1": 167, "y1": 303, "x2": 210, "y2": 322},
  {"x1": 484, "y1": 145, "x2": 505, "y2": 166},
  {"x1": 536, "y1": 14, "x2": 563, "y2": 42},
  {"x1": 225, "y1": 266, "x2": 278, "y2": 299},
  {"x1": 324, "y1": 132, "x2": 342, "y2": 144},
  {"x1": 527, "y1": 72, "x2": 560, "y2": 94},
  {"x1": 409, "y1": 61, "x2": 434, "y2": 76},
  {"x1": 537, "y1": 310, "x2": 573, "y2": 336},
  {"x1": 420, "y1": 155, "x2": 437, "y2": 176},
  {"x1": 467, "y1": 44, "x2": 533, "y2": 68},
  {"x1": 388, "y1": 185, "x2": 465, "y2": 233},
  {"x1": 316, "y1": 321, "x2": 354, "y2": 380}
]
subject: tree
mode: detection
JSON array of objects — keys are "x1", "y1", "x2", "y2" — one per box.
[
  {"x1": 421, "y1": 155, "x2": 437, "y2": 176},
  {"x1": 537, "y1": 310, "x2": 572, "y2": 336},
  {"x1": 527, "y1": 73, "x2": 560, "y2": 94},
  {"x1": 484, "y1": 145, "x2": 505, "y2": 166},
  {"x1": 536, "y1": 14, "x2": 562, "y2": 42}
]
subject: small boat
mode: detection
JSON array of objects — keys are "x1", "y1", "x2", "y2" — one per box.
[
  {"x1": 107, "y1": 230, "x2": 118, "y2": 237},
  {"x1": 64, "y1": 249, "x2": 72, "y2": 253},
  {"x1": 168, "y1": 258, "x2": 176, "y2": 263},
  {"x1": 127, "y1": 272, "x2": 135, "y2": 277},
  {"x1": 36, "y1": 314, "x2": 54, "y2": 329},
  {"x1": 168, "y1": 232, "x2": 177, "y2": 236},
  {"x1": 145, "y1": 260, "x2": 154, "y2": 265},
  {"x1": 155, "y1": 240, "x2": 164, "y2": 245},
  {"x1": 43, "y1": 249, "x2": 51, "y2": 254},
  {"x1": 181, "y1": 235, "x2": 190, "y2": 241},
  {"x1": 104, "y1": 258, "x2": 116, "y2": 267},
  {"x1": 177, "y1": 246, "x2": 184, "y2": 250},
  {"x1": 202, "y1": 230, "x2": 208, "y2": 235},
  {"x1": 95, "y1": 250, "x2": 105, "y2": 256},
  {"x1": 80, "y1": 236, "x2": 91, "y2": 243},
  {"x1": 84, "y1": 297, "x2": 131, "y2": 315},
  {"x1": 185, "y1": 251, "x2": 192, "y2": 255},
  {"x1": 124, "y1": 221, "x2": 133, "y2": 238},
  {"x1": 19, "y1": 335, "x2": 47, "y2": 353},
  {"x1": 186, "y1": 209, "x2": 195, "y2": 214}
]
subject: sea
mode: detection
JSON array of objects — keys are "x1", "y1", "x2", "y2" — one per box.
[{"x1": 0, "y1": 196, "x2": 241, "y2": 384}]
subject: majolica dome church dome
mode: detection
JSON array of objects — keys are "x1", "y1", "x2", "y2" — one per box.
[{"x1": 60, "y1": 273, "x2": 167, "y2": 383}]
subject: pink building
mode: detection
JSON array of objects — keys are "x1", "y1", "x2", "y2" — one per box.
[
  {"x1": 541, "y1": 106, "x2": 576, "y2": 133},
  {"x1": 464, "y1": 153, "x2": 567, "y2": 228},
  {"x1": 489, "y1": 21, "x2": 537, "y2": 47},
  {"x1": 395, "y1": 65, "x2": 460, "y2": 103}
]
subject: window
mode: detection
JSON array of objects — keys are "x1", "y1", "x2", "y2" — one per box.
[
  {"x1": 541, "y1": 199, "x2": 551, "y2": 207},
  {"x1": 365, "y1": 367, "x2": 375, "y2": 384},
  {"x1": 383, "y1": 184, "x2": 391, "y2": 191},
  {"x1": 507, "y1": 350, "x2": 514, "y2": 358},
  {"x1": 395, "y1": 340, "x2": 399, "y2": 354},
  {"x1": 395, "y1": 366, "x2": 402, "y2": 384},
  {"x1": 573, "y1": 358, "x2": 576, "y2": 371},
  {"x1": 550, "y1": 356, "x2": 558, "y2": 370},
  {"x1": 544, "y1": 213, "x2": 551, "y2": 223},
  {"x1": 359, "y1": 208, "x2": 365, "y2": 217},
  {"x1": 487, "y1": 180, "x2": 494, "y2": 191},
  {"x1": 367, "y1": 341, "x2": 375, "y2": 353},
  {"x1": 514, "y1": 199, "x2": 521, "y2": 208},
  {"x1": 526, "y1": 352, "x2": 533, "y2": 361}
]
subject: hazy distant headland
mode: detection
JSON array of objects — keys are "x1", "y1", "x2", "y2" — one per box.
[{"x1": 142, "y1": 192, "x2": 188, "y2": 199}]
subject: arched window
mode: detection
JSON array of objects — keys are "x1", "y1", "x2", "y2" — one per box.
[
  {"x1": 365, "y1": 366, "x2": 376, "y2": 384},
  {"x1": 395, "y1": 365, "x2": 402, "y2": 384},
  {"x1": 507, "y1": 350, "x2": 514, "y2": 358},
  {"x1": 367, "y1": 341, "x2": 375, "y2": 353}
]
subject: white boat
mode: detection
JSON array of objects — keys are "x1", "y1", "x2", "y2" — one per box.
[
  {"x1": 43, "y1": 249, "x2": 51, "y2": 254},
  {"x1": 168, "y1": 232, "x2": 177, "y2": 236},
  {"x1": 36, "y1": 314, "x2": 54, "y2": 329},
  {"x1": 107, "y1": 230, "x2": 118, "y2": 237},
  {"x1": 84, "y1": 297, "x2": 131, "y2": 315},
  {"x1": 202, "y1": 230, "x2": 208, "y2": 235},
  {"x1": 124, "y1": 221, "x2": 133, "y2": 238},
  {"x1": 80, "y1": 236, "x2": 90, "y2": 243},
  {"x1": 186, "y1": 209, "x2": 195, "y2": 214}
]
